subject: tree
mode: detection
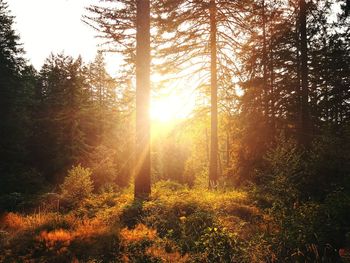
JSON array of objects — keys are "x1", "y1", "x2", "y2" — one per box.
[
  {"x1": 0, "y1": 0, "x2": 24, "y2": 167},
  {"x1": 134, "y1": 0, "x2": 151, "y2": 199},
  {"x1": 209, "y1": 0, "x2": 218, "y2": 188},
  {"x1": 85, "y1": 0, "x2": 152, "y2": 198},
  {"x1": 34, "y1": 54, "x2": 92, "y2": 181},
  {"x1": 87, "y1": 51, "x2": 117, "y2": 144},
  {"x1": 0, "y1": 0, "x2": 40, "y2": 194},
  {"x1": 299, "y1": 0, "x2": 309, "y2": 146},
  {"x1": 155, "y1": 0, "x2": 250, "y2": 187}
]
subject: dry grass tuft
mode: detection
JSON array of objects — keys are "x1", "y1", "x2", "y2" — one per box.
[
  {"x1": 120, "y1": 223, "x2": 157, "y2": 244},
  {"x1": 146, "y1": 244, "x2": 190, "y2": 262},
  {"x1": 0, "y1": 213, "x2": 26, "y2": 231}
]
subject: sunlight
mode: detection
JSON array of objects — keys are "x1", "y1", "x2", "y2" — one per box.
[
  {"x1": 150, "y1": 74, "x2": 195, "y2": 123},
  {"x1": 151, "y1": 96, "x2": 188, "y2": 122}
]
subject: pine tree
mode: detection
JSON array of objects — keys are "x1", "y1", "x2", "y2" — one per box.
[
  {"x1": 0, "y1": 0, "x2": 39, "y2": 194},
  {"x1": 134, "y1": 0, "x2": 151, "y2": 199},
  {"x1": 87, "y1": 51, "x2": 117, "y2": 143},
  {"x1": 35, "y1": 54, "x2": 92, "y2": 181},
  {"x1": 85, "y1": 0, "x2": 152, "y2": 198},
  {"x1": 209, "y1": 0, "x2": 218, "y2": 188},
  {"x1": 155, "y1": 0, "x2": 251, "y2": 187},
  {"x1": 0, "y1": 0, "x2": 25, "y2": 165}
]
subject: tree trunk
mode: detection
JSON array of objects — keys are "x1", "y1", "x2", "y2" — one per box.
[
  {"x1": 299, "y1": 0, "x2": 309, "y2": 146},
  {"x1": 269, "y1": 35, "x2": 275, "y2": 129},
  {"x1": 209, "y1": 0, "x2": 218, "y2": 189},
  {"x1": 134, "y1": 0, "x2": 151, "y2": 199},
  {"x1": 226, "y1": 130, "x2": 230, "y2": 168}
]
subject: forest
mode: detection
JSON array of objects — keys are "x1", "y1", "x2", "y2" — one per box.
[{"x1": 0, "y1": 0, "x2": 350, "y2": 262}]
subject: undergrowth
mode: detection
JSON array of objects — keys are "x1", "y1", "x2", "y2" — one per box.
[{"x1": 0, "y1": 181, "x2": 266, "y2": 262}]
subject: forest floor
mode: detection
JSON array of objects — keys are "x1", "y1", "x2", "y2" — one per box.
[{"x1": 0, "y1": 181, "x2": 271, "y2": 262}]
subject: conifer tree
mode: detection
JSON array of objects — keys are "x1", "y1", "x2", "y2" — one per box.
[
  {"x1": 134, "y1": 0, "x2": 151, "y2": 198},
  {"x1": 155, "y1": 0, "x2": 250, "y2": 187},
  {"x1": 85, "y1": 0, "x2": 152, "y2": 198},
  {"x1": 0, "y1": 0, "x2": 38, "y2": 193}
]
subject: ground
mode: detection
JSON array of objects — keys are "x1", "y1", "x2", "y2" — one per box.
[{"x1": 0, "y1": 181, "x2": 269, "y2": 263}]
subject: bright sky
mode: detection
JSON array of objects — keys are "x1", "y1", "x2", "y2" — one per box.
[
  {"x1": 6, "y1": 0, "x2": 202, "y2": 122},
  {"x1": 7, "y1": 0, "x2": 103, "y2": 70}
]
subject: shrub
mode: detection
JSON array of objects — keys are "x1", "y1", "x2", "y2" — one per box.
[
  {"x1": 180, "y1": 210, "x2": 214, "y2": 252},
  {"x1": 143, "y1": 196, "x2": 215, "y2": 254},
  {"x1": 119, "y1": 224, "x2": 189, "y2": 263},
  {"x1": 251, "y1": 132, "x2": 350, "y2": 262},
  {"x1": 60, "y1": 165, "x2": 94, "y2": 205},
  {"x1": 153, "y1": 180, "x2": 187, "y2": 192},
  {"x1": 38, "y1": 193, "x2": 61, "y2": 212},
  {"x1": 120, "y1": 200, "x2": 144, "y2": 228},
  {"x1": 195, "y1": 226, "x2": 248, "y2": 263},
  {"x1": 120, "y1": 224, "x2": 159, "y2": 263},
  {"x1": 88, "y1": 145, "x2": 119, "y2": 190},
  {"x1": 76, "y1": 191, "x2": 120, "y2": 219},
  {"x1": 146, "y1": 243, "x2": 190, "y2": 263}
]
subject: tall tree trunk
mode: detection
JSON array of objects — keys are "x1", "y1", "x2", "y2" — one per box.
[
  {"x1": 269, "y1": 35, "x2": 275, "y2": 129},
  {"x1": 299, "y1": 0, "x2": 309, "y2": 146},
  {"x1": 206, "y1": 127, "x2": 210, "y2": 163},
  {"x1": 209, "y1": 0, "x2": 218, "y2": 189},
  {"x1": 134, "y1": 0, "x2": 151, "y2": 199},
  {"x1": 226, "y1": 130, "x2": 230, "y2": 168}
]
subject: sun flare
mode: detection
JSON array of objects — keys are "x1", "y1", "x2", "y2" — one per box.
[
  {"x1": 150, "y1": 74, "x2": 196, "y2": 123},
  {"x1": 150, "y1": 95, "x2": 191, "y2": 123}
]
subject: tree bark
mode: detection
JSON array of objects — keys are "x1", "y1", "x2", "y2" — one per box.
[
  {"x1": 269, "y1": 34, "x2": 275, "y2": 129},
  {"x1": 134, "y1": 0, "x2": 151, "y2": 199},
  {"x1": 209, "y1": 0, "x2": 218, "y2": 189},
  {"x1": 226, "y1": 130, "x2": 230, "y2": 168}
]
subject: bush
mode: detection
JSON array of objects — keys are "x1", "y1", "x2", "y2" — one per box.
[
  {"x1": 120, "y1": 201, "x2": 144, "y2": 228},
  {"x1": 143, "y1": 196, "x2": 215, "y2": 254},
  {"x1": 153, "y1": 180, "x2": 187, "y2": 192},
  {"x1": 252, "y1": 134, "x2": 350, "y2": 262},
  {"x1": 251, "y1": 135, "x2": 303, "y2": 210},
  {"x1": 76, "y1": 191, "x2": 120, "y2": 219},
  {"x1": 88, "y1": 145, "x2": 121, "y2": 190},
  {"x1": 195, "y1": 226, "x2": 248, "y2": 263},
  {"x1": 60, "y1": 165, "x2": 93, "y2": 206}
]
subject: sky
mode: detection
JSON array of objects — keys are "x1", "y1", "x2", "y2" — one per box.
[
  {"x1": 7, "y1": 0, "x2": 196, "y2": 120},
  {"x1": 7, "y1": 0, "x2": 105, "y2": 71},
  {"x1": 7, "y1": 0, "x2": 342, "y2": 71}
]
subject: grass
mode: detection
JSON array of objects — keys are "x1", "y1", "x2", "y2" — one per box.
[{"x1": 0, "y1": 181, "x2": 269, "y2": 262}]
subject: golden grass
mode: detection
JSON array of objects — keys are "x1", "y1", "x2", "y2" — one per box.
[
  {"x1": 146, "y1": 244, "x2": 190, "y2": 263},
  {"x1": 0, "y1": 212, "x2": 26, "y2": 231},
  {"x1": 0, "y1": 184, "x2": 265, "y2": 262},
  {"x1": 36, "y1": 229, "x2": 72, "y2": 251},
  {"x1": 120, "y1": 223, "x2": 157, "y2": 243}
]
